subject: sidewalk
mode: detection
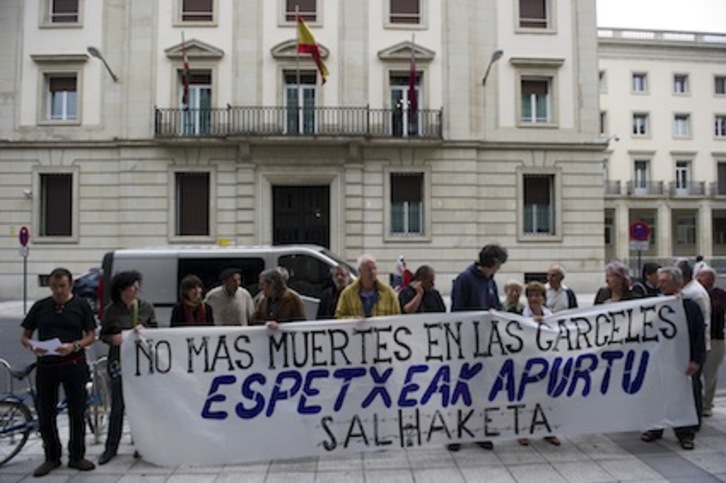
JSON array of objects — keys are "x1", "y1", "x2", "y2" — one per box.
[{"x1": 3, "y1": 400, "x2": 726, "y2": 482}]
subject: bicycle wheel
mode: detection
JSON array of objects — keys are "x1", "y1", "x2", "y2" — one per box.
[
  {"x1": 87, "y1": 357, "x2": 110, "y2": 444},
  {"x1": 0, "y1": 400, "x2": 33, "y2": 467}
]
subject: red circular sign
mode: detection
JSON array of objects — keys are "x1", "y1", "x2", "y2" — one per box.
[
  {"x1": 18, "y1": 226, "x2": 29, "y2": 246},
  {"x1": 629, "y1": 221, "x2": 651, "y2": 241}
]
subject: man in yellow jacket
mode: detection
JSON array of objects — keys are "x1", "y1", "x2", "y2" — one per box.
[{"x1": 335, "y1": 254, "x2": 400, "y2": 318}]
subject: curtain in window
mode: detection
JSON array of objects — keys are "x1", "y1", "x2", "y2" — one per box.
[
  {"x1": 390, "y1": 0, "x2": 420, "y2": 24},
  {"x1": 286, "y1": 0, "x2": 316, "y2": 21},
  {"x1": 519, "y1": 0, "x2": 546, "y2": 27},
  {"x1": 176, "y1": 172, "x2": 210, "y2": 236},
  {"x1": 524, "y1": 175, "x2": 552, "y2": 234},
  {"x1": 182, "y1": 0, "x2": 213, "y2": 21},
  {"x1": 391, "y1": 173, "x2": 423, "y2": 234},
  {"x1": 41, "y1": 173, "x2": 72, "y2": 236}
]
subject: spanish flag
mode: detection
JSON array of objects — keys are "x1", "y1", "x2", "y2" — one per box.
[{"x1": 297, "y1": 15, "x2": 329, "y2": 85}]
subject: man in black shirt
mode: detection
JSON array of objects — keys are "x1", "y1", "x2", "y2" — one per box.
[
  {"x1": 20, "y1": 267, "x2": 97, "y2": 477},
  {"x1": 398, "y1": 265, "x2": 446, "y2": 314}
]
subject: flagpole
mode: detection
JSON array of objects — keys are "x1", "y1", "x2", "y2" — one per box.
[{"x1": 295, "y1": 6, "x2": 301, "y2": 132}]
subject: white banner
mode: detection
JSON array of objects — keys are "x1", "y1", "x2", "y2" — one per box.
[{"x1": 121, "y1": 296, "x2": 697, "y2": 467}]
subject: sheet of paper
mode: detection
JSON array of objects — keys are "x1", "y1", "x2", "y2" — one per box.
[{"x1": 29, "y1": 338, "x2": 63, "y2": 356}]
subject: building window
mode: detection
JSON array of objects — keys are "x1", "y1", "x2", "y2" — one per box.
[
  {"x1": 285, "y1": 71, "x2": 317, "y2": 134},
  {"x1": 389, "y1": 0, "x2": 420, "y2": 24},
  {"x1": 179, "y1": 71, "x2": 212, "y2": 135},
  {"x1": 716, "y1": 76, "x2": 726, "y2": 95},
  {"x1": 45, "y1": 74, "x2": 77, "y2": 121},
  {"x1": 599, "y1": 70, "x2": 607, "y2": 93},
  {"x1": 390, "y1": 72, "x2": 421, "y2": 137},
  {"x1": 45, "y1": 0, "x2": 79, "y2": 24},
  {"x1": 716, "y1": 115, "x2": 726, "y2": 138},
  {"x1": 519, "y1": 0, "x2": 550, "y2": 29},
  {"x1": 675, "y1": 160, "x2": 691, "y2": 194},
  {"x1": 285, "y1": 0, "x2": 316, "y2": 22},
  {"x1": 674, "y1": 114, "x2": 691, "y2": 138},
  {"x1": 600, "y1": 111, "x2": 607, "y2": 135},
  {"x1": 604, "y1": 215, "x2": 613, "y2": 246},
  {"x1": 180, "y1": 0, "x2": 213, "y2": 22},
  {"x1": 521, "y1": 78, "x2": 551, "y2": 124},
  {"x1": 633, "y1": 113, "x2": 649, "y2": 136},
  {"x1": 175, "y1": 172, "x2": 210, "y2": 236},
  {"x1": 674, "y1": 74, "x2": 689, "y2": 94},
  {"x1": 632, "y1": 73, "x2": 648, "y2": 93},
  {"x1": 634, "y1": 160, "x2": 650, "y2": 194},
  {"x1": 675, "y1": 215, "x2": 697, "y2": 246},
  {"x1": 390, "y1": 173, "x2": 424, "y2": 236},
  {"x1": 523, "y1": 175, "x2": 554, "y2": 235},
  {"x1": 717, "y1": 163, "x2": 726, "y2": 196},
  {"x1": 40, "y1": 173, "x2": 73, "y2": 237}
]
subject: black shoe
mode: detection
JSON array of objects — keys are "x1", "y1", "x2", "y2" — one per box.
[
  {"x1": 33, "y1": 460, "x2": 61, "y2": 477},
  {"x1": 98, "y1": 450, "x2": 116, "y2": 465},
  {"x1": 476, "y1": 441, "x2": 494, "y2": 450},
  {"x1": 68, "y1": 458, "x2": 95, "y2": 471},
  {"x1": 133, "y1": 450, "x2": 141, "y2": 459},
  {"x1": 446, "y1": 443, "x2": 461, "y2": 452}
]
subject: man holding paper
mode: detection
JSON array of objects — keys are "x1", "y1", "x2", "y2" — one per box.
[{"x1": 20, "y1": 267, "x2": 97, "y2": 477}]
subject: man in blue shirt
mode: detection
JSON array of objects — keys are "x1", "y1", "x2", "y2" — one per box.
[{"x1": 448, "y1": 244, "x2": 508, "y2": 451}]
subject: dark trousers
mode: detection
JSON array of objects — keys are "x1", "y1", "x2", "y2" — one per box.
[
  {"x1": 36, "y1": 359, "x2": 89, "y2": 462},
  {"x1": 104, "y1": 374, "x2": 125, "y2": 454},
  {"x1": 650, "y1": 368, "x2": 702, "y2": 442}
]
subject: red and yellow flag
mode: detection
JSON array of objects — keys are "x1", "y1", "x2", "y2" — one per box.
[{"x1": 297, "y1": 15, "x2": 329, "y2": 85}]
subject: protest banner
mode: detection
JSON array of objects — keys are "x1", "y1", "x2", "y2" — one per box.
[{"x1": 121, "y1": 296, "x2": 698, "y2": 466}]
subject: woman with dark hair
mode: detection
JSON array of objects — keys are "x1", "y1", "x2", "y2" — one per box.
[
  {"x1": 99, "y1": 270, "x2": 158, "y2": 465},
  {"x1": 170, "y1": 274, "x2": 214, "y2": 326}
]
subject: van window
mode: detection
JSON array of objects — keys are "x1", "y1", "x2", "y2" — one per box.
[
  {"x1": 178, "y1": 257, "x2": 266, "y2": 299},
  {"x1": 278, "y1": 254, "x2": 331, "y2": 299}
]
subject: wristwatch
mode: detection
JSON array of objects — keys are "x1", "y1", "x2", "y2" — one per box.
[{"x1": 73, "y1": 341, "x2": 83, "y2": 353}]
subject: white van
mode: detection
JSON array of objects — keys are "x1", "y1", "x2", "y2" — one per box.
[{"x1": 100, "y1": 245, "x2": 356, "y2": 326}]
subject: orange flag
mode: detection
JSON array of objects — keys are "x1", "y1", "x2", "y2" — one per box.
[{"x1": 297, "y1": 15, "x2": 329, "y2": 84}]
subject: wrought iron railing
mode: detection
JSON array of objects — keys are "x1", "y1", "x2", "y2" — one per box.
[
  {"x1": 154, "y1": 105, "x2": 443, "y2": 139},
  {"x1": 709, "y1": 182, "x2": 726, "y2": 197},
  {"x1": 668, "y1": 181, "x2": 706, "y2": 196},
  {"x1": 604, "y1": 180, "x2": 621, "y2": 195},
  {"x1": 625, "y1": 180, "x2": 664, "y2": 196}
]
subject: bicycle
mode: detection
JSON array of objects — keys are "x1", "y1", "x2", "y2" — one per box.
[{"x1": 0, "y1": 355, "x2": 110, "y2": 466}]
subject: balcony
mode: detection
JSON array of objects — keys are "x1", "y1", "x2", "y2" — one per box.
[
  {"x1": 604, "y1": 180, "x2": 621, "y2": 195},
  {"x1": 626, "y1": 181, "x2": 664, "y2": 196},
  {"x1": 668, "y1": 181, "x2": 706, "y2": 197},
  {"x1": 154, "y1": 106, "x2": 443, "y2": 140}
]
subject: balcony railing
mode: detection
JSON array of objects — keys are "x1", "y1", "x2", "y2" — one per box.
[
  {"x1": 154, "y1": 106, "x2": 443, "y2": 139},
  {"x1": 604, "y1": 180, "x2": 621, "y2": 195},
  {"x1": 668, "y1": 181, "x2": 706, "y2": 197},
  {"x1": 626, "y1": 181, "x2": 664, "y2": 196}
]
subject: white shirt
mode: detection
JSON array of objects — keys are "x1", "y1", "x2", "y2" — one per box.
[
  {"x1": 681, "y1": 279, "x2": 711, "y2": 351},
  {"x1": 204, "y1": 286, "x2": 255, "y2": 326},
  {"x1": 522, "y1": 305, "x2": 553, "y2": 318},
  {"x1": 545, "y1": 283, "x2": 571, "y2": 313}
]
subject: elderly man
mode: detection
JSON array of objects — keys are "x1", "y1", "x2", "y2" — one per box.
[
  {"x1": 696, "y1": 266, "x2": 726, "y2": 417},
  {"x1": 545, "y1": 263, "x2": 578, "y2": 313},
  {"x1": 317, "y1": 265, "x2": 352, "y2": 319},
  {"x1": 251, "y1": 269, "x2": 306, "y2": 327},
  {"x1": 641, "y1": 267, "x2": 705, "y2": 450},
  {"x1": 335, "y1": 254, "x2": 400, "y2": 318},
  {"x1": 205, "y1": 268, "x2": 255, "y2": 326}
]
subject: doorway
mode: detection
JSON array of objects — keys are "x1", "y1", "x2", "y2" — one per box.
[{"x1": 273, "y1": 186, "x2": 330, "y2": 248}]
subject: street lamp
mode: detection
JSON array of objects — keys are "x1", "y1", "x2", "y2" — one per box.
[
  {"x1": 482, "y1": 49, "x2": 504, "y2": 86},
  {"x1": 87, "y1": 46, "x2": 119, "y2": 83}
]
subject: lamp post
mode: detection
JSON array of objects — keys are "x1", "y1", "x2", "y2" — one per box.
[
  {"x1": 482, "y1": 49, "x2": 504, "y2": 86},
  {"x1": 87, "y1": 46, "x2": 119, "y2": 82}
]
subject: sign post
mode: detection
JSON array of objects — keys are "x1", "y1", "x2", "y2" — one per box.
[
  {"x1": 629, "y1": 220, "x2": 651, "y2": 278},
  {"x1": 19, "y1": 226, "x2": 29, "y2": 315}
]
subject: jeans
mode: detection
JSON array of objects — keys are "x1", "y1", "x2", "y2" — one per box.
[
  {"x1": 36, "y1": 359, "x2": 89, "y2": 462},
  {"x1": 703, "y1": 340, "x2": 725, "y2": 411}
]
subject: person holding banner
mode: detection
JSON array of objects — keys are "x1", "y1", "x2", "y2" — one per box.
[
  {"x1": 99, "y1": 271, "x2": 158, "y2": 465},
  {"x1": 398, "y1": 265, "x2": 446, "y2": 314},
  {"x1": 170, "y1": 274, "x2": 215, "y2": 326},
  {"x1": 518, "y1": 281, "x2": 561, "y2": 447},
  {"x1": 251, "y1": 268, "x2": 306, "y2": 327},
  {"x1": 335, "y1": 254, "x2": 400, "y2": 319},
  {"x1": 502, "y1": 280, "x2": 524, "y2": 314},
  {"x1": 593, "y1": 261, "x2": 640, "y2": 305},
  {"x1": 640, "y1": 266, "x2": 705, "y2": 450},
  {"x1": 448, "y1": 243, "x2": 508, "y2": 451},
  {"x1": 205, "y1": 268, "x2": 254, "y2": 326},
  {"x1": 317, "y1": 265, "x2": 352, "y2": 319}
]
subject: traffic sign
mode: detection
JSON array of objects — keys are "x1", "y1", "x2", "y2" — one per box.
[
  {"x1": 18, "y1": 226, "x2": 29, "y2": 246},
  {"x1": 629, "y1": 220, "x2": 651, "y2": 242}
]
